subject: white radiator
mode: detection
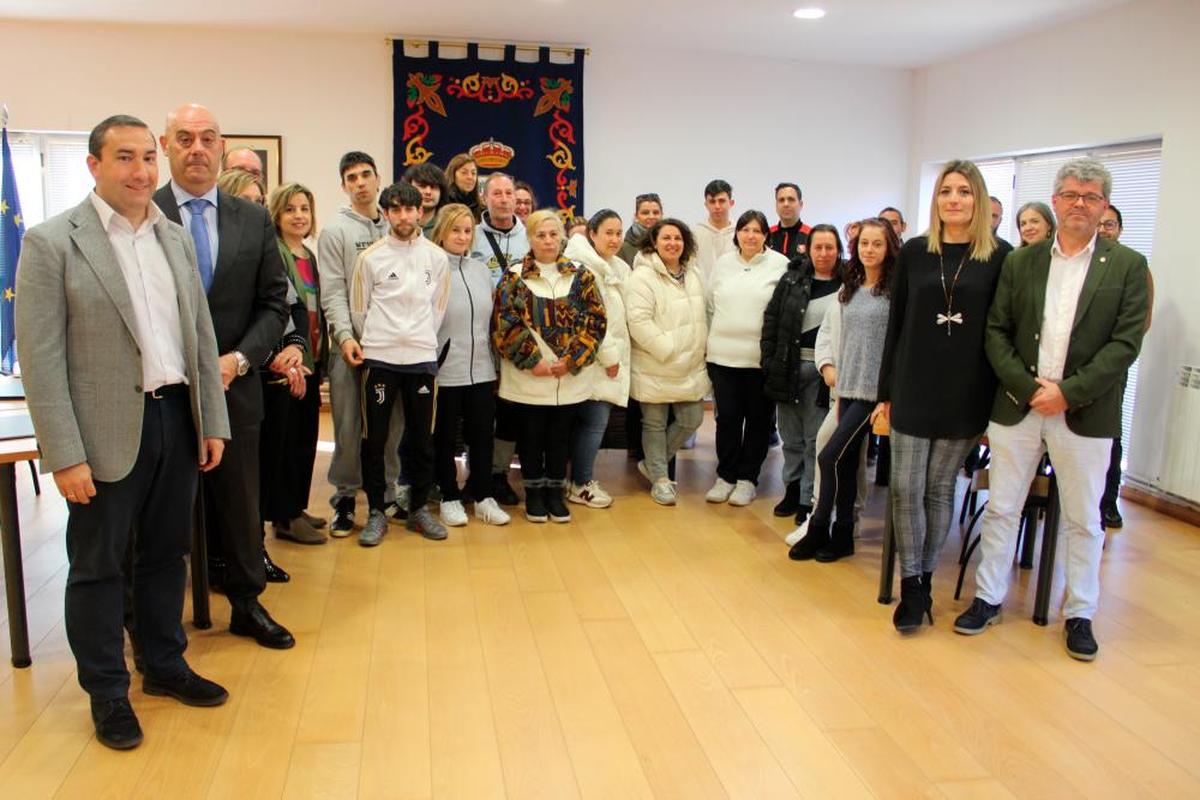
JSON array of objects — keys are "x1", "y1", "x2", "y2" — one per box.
[{"x1": 1161, "y1": 365, "x2": 1200, "y2": 503}]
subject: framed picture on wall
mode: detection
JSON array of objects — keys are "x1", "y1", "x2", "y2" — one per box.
[{"x1": 224, "y1": 134, "x2": 282, "y2": 195}]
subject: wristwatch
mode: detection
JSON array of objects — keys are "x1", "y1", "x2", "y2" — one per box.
[{"x1": 233, "y1": 350, "x2": 250, "y2": 377}]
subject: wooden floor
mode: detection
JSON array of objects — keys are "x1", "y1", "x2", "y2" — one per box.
[{"x1": 2, "y1": 411, "x2": 1200, "y2": 799}]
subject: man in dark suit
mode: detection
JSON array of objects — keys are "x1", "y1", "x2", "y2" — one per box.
[
  {"x1": 16, "y1": 115, "x2": 231, "y2": 749},
  {"x1": 154, "y1": 103, "x2": 293, "y2": 649},
  {"x1": 955, "y1": 159, "x2": 1150, "y2": 661}
]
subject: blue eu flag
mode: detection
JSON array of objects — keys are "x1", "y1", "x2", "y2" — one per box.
[{"x1": 0, "y1": 125, "x2": 25, "y2": 374}]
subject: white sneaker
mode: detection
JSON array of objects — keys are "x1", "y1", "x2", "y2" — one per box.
[
  {"x1": 785, "y1": 517, "x2": 810, "y2": 546},
  {"x1": 706, "y1": 477, "x2": 736, "y2": 503},
  {"x1": 474, "y1": 497, "x2": 511, "y2": 526},
  {"x1": 568, "y1": 480, "x2": 613, "y2": 508},
  {"x1": 651, "y1": 478, "x2": 677, "y2": 506},
  {"x1": 440, "y1": 500, "x2": 468, "y2": 527},
  {"x1": 636, "y1": 460, "x2": 652, "y2": 484},
  {"x1": 728, "y1": 480, "x2": 757, "y2": 507}
]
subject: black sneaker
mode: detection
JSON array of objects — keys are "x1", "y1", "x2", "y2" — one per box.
[
  {"x1": 91, "y1": 697, "x2": 143, "y2": 750},
  {"x1": 492, "y1": 472, "x2": 521, "y2": 506},
  {"x1": 545, "y1": 485, "x2": 572, "y2": 523},
  {"x1": 330, "y1": 498, "x2": 355, "y2": 538},
  {"x1": 143, "y1": 668, "x2": 229, "y2": 707},
  {"x1": 1064, "y1": 617, "x2": 1099, "y2": 661},
  {"x1": 385, "y1": 500, "x2": 408, "y2": 522},
  {"x1": 1101, "y1": 504, "x2": 1123, "y2": 530},
  {"x1": 953, "y1": 597, "x2": 1002, "y2": 635}
]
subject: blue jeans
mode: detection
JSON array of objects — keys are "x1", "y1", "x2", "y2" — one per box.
[{"x1": 570, "y1": 400, "x2": 612, "y2": 484}]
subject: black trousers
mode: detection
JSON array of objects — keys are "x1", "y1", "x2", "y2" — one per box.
[
  {"x1": 1102, "y1": 436, "x2": 1123, "y2": 508},
  {"x1": 67, "y1": 391, "x2": 197, "y2": 700},
  {"x1": 514, "y1": 402, "x2": 579, "y2": 485},
  {"x1": 707, "y1": 363, "x2": 776, "y2": 485},
  {"x1": 203, "y1": 422, "x2": 266, "y2": 604},
  {"x1": 811, "y1": 398, "x2": 875, "y2": 528},
  {"x1": 362, "y1": 368, "x2": 435, "y2": 511},
  {"x1": 434, "y1": 381, "x2": 496, "y2": 502},
  {"x1": 259, "y1": 373, "x2": 320, "y2": 524}
]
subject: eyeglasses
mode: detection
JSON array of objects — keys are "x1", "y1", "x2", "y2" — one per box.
[
  {"x1": 1098, "y1": 220, "x2": 1121, "y2": 231},
  {"x1": 1056, "y1": 191, "x2": 1106, "y2": 207}
]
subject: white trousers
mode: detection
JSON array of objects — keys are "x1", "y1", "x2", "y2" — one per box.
[{"x1": 975, "y1": 412, "x2": 1111, "y2": 619}]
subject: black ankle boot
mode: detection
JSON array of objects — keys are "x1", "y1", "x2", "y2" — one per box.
[
  {"x1": 788, "y1": 518, "x2": 830, "y2": 561},
  {"x1": 524, "y1": 485, "x2": 548, "y2": 523},
  {"x1": 893, "y1": 576, "x2": 926, "y2": 633},
  {"x1": 815, "y1": 520, "x2": 855, "y2": 562},
  {"x1": 773, "y1": 481, "x2": 801, "y2": 517},
  {"x1": 794, "y1": 503, "x2": 812, "y2": 526},
  {"x1": 922, "y1": 571, "x2": 934, "y2": 621}
]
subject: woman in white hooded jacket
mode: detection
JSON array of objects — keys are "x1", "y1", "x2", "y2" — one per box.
[
  {"x1": 562, "y1": 210, "x2": 632, "y2": 509},
  {"x1": 625, "y1": 218, "x2": 710, "y2": 506}
]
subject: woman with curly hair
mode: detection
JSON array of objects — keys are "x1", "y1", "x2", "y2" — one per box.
[{"x1": 789, "y1": 218, "x2": 899, "y2": 563}]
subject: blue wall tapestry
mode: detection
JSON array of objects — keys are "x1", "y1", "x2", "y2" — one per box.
[{"x1": 393, "y1": 41, "x2": 585, "y2": 222}]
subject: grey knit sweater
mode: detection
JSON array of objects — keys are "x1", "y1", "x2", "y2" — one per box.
[{"x1": 837, "y1": 288, "x2": 891, "y2": 402}]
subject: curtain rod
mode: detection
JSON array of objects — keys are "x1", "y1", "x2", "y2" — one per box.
[{"x1": 388, "y1": 38, "x2": 589, "y2": 57}]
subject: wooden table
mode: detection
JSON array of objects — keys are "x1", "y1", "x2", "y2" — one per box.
[{"x1": 0, "y1": 432, "x2": 39, "y2": 668}]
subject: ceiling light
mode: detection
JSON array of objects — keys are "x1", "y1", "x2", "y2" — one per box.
[{"x1": 793, "y1": 7, "x2": 826, "y2": 19}]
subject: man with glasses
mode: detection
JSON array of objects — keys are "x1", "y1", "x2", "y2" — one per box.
[
  {"x1": 619, "y1": 192, "x2": 663, "y2": 266},
  {"x1": 955, "y1": 159, "x2": 1150, "y2": 662}
]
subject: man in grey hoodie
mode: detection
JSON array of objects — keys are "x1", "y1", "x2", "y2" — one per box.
[
  {"x1": 317, "y1": 151, "x2": 404, "y2": 535},
  {"x1": 469, "y1": 172, "x2": 530, "y2": 505}
]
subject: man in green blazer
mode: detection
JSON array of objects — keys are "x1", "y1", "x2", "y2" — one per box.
[{"x1": 954, "y1": 158, "x2": 1149, "y2": 662}]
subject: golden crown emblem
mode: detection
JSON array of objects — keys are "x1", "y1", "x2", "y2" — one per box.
[{"x1": 469, "y1": 138, "x2": 515, "y2": 169}]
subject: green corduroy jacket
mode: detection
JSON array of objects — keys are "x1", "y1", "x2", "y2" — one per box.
[{"x1": 985, "y1": 235, "x2": 1150, "y2": 438}]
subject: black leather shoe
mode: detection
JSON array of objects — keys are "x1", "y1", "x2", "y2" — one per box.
[
  {"x1": 492, "y1": 472, "x2": 521, "y2": 506},
  {"x1": 91, "y1": 697, "x2": 143, "y2": 750},
  {"x1": 230, "y1": 601, "x2": 296, "y2": 649},
  {"x1": 143, "y1": 669, "x2": 229, "y2": 706},
  {"x1": 773, "y1": 481, "x2": 801, "y2": 517},
  {"x1": 263, "y1": 552, "x2": 290, "y2": 583},
  {"x1": 1064, "y1": 617, "x2": 1099, "y2": 661},
  {"x1": 953, "y1": 597, "x2": 1001, "y2": 635},
  {"x1": 1101, "y1": 504, "x2": 1123, "y2": 530}
]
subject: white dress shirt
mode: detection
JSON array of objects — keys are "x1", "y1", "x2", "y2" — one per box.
[
  {"x1": 1038, "y1": 234, "x2": 1096, "y2": 382},
  {"x1": 90, "y1": 192, "x2": 188, "y2": 391},
  {"x1": 171, "y1": 181, "x2": 220, "y2": 269}
]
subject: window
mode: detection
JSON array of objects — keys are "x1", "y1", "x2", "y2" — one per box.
[
  {"x1": 920, "y1": 140, "x2": 1162, "y2": 460},
  {"x1": 2, "y1": 131, "x2": 92, "y2": 230}
]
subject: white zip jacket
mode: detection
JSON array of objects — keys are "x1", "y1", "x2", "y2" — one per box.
[{"x1": 563, "y1": 233, "x2": 632, "y2": 407}]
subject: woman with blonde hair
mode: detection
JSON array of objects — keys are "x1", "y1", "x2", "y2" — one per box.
[
  {"x1": 493, "y1": 209, "x2": 607, "y2": 523},
  {"x1": 217, "y1": 167, "x2": 265, "y2": 205},
  {"x1": 430, "y1": 203, "x2": 511, "y2": 527},
  {"x1": 259, "y1": 183, "x2": 328, "y2": 564},
  {"x1": 875, "y1": 160, "x2": 1013, "y2": 632}
]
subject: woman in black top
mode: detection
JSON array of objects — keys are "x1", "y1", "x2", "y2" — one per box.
[
  {"x1": 761, "y1": 224, "x2": 843, "y2": 523},
  {"x1": 875, "y1": 160, "x2": 1013, "y2": 632}
]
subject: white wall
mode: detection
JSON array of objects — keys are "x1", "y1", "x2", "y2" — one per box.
[
  {"x1": 908, "y1": 0, "x2": 1200, "y2": 488},
  {"x1": 0, "y1": 19, "x2": 911, "y2": 247},
  {"x1": 583, "y1": 45, "x2": 912, "y2": 229}
]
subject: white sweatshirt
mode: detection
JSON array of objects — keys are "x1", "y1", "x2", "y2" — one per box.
[
  {"x1": 706, "y1": 248, "x2": 788, "y2": 369},
  {"x1": 692, "y1": 219, "x2": 736, "y2": 286},
  {"x1": 349, "y1": 233, "x2": 450, "y2": 366}
]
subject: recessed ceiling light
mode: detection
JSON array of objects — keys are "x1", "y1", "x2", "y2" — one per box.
[{"x1": 793, "y1": 7, "x2": 826, "y2": 19}]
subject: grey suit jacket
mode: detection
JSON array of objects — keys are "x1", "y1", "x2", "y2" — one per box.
[{"x1": 14, "y1": 197, "x2": 231, "y2": 482}]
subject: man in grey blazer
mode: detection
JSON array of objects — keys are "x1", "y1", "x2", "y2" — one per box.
[{"x1": 15, "y1": 115, "x2": 231, "y2": 750}]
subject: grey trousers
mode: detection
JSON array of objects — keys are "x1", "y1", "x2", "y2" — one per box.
[
  {"x1": 641, "y1": 400, "x2": 704, "y2": 482},
  {"x1": 776, "y1": 362, "x2": 825, "y2": 505},
  {"x1": 889, "y1": 428, "x2": 978, "y2": 578},
  {"x1": 326, "y1": 352, "x2": 401, "y2": 507}
]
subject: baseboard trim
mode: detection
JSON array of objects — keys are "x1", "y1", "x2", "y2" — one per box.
[{"x1": 1122, "y1": 481, "x2": 1200, "y2": 527}]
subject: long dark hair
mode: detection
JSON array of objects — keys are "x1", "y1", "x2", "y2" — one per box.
[
  {"x1": 803, "y1": 223, "x2": 844, "y2": 278},
  {"x1": 840, "y1": 218, "x2": 899, "y2": 303}
]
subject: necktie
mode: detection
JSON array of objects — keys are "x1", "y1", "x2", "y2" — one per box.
[{"x1": 185, "y1": 198, "x2": 214, "y2": 292}]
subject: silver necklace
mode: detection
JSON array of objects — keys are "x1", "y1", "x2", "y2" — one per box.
[{"x1": 937, "y1": 248, "x2": 969, "y2": 335}]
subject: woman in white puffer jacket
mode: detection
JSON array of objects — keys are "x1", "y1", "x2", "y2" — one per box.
[
  {"x1": 562, "y1": 210, "x2": 632, "y2": 509},
  {"x1": 625, "y1": 218, "x2": 710, "y2": 506}
]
